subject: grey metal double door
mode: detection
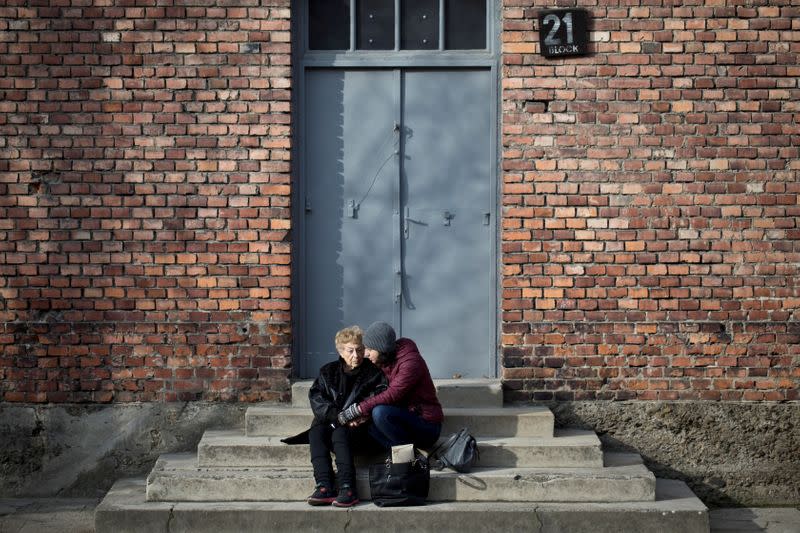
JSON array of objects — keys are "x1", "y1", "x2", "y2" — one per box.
[{"x1": 302, "y1": 68, "x2": 494, "y2": 378}]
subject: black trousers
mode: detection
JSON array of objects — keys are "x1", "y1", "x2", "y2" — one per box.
[{"x1": 308, "y1": 423, "x2": 373, "y2": 488}]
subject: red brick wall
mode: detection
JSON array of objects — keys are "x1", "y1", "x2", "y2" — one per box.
[
  {"x1": 501, "y1": 1, "x2": 800, "y2": 401},
  {"x1": 1, "y1": 1, "x2": 798, "y2": 404},
  {"x1": 0, "y1": 1, "x2": 293, "y2": 402}
]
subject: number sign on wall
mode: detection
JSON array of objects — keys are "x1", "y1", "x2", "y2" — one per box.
[{"x1": 538, "y1": 8, "x2": 590, "y2": 58}]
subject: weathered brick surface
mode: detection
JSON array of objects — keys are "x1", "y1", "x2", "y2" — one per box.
[
  {"x1": 501, "y1": 0, "x2": 800, "y2": 401},
  {"x1": 1, "y1": 1, "x2": 798, "y2": 404},
  {"x1": 0, "y1": 1, "x2": 293, "y2": 402}
]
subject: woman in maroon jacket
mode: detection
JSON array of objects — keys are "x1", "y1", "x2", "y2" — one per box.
[{"x1": 336, "y1": 322, "x2": 443, "y2": 449}]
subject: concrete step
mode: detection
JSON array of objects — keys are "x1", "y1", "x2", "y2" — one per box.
[
  {"x1": 145, "y1": 453, "x2": 654, "y2": 503},
  {"x1": 292, "y1": 379, "x2": 503, "y2": 409},
  {"x1": 245, "y1": 406, "x2": 554, "y2": 438},
  {"x1": 197, "y1": 429, "x2": 603, "y2": 469},
  {"x1": 98, "y1": 478, "x2": 707, "y2": 533}
]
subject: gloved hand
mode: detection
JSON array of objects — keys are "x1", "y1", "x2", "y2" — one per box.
[{"x1": 337, "y1": 403, "x2": 362, "y2": 426}]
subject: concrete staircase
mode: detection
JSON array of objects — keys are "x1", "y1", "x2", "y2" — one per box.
[{"x1": 96, "y1": 380, "x2": 709, "y2": 532}]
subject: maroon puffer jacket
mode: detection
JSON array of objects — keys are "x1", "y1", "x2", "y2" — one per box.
[{"x1": 358, "y1": 338, "x2": 444, "y2": 424}]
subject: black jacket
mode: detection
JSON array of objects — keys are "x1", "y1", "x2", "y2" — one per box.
[
  {"x1": 309, "y1": 358, "x2": 388, "y2": 426},
  {"x1": 282, "y1": 358, "x2": 388, "y2": 444}
]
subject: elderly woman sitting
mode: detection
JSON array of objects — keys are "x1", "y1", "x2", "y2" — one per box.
[{"x1": 284, "y1": 326, "x2": 387, "y2": 508}]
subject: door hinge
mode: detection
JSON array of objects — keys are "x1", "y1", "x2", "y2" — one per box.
[{"x1": 483, "y1": 212, "x2": 491, "y2": 225}]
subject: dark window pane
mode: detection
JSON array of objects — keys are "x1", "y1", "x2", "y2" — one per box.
[
  {"x1": 401, "y1": 0, "x2": 439, "y2": 50},
  {"x1": 445, "y1": 0, "x2": 486, "y2": 50},
  {"x1": 309, "y1": 0, "x2": 350, "y2": 50},
  {"x1": 357, "y1": 0, "x2": 395, "y2": 50}
]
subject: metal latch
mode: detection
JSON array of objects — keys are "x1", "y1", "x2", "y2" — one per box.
[
  {"x1": 404, "y1": 207, "x2": 426, "y2": 239},
  {"x1": 443, "y1": 210, "x2": 454, "y2": 226}
]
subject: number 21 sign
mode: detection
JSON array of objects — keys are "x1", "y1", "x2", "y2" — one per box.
[{"x1": 538, "y1": 8, "x2": 590, "y2": 58}]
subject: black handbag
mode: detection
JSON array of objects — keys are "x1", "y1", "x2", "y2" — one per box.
[
  {"x1": 368, "y1": 453, "x2": 430, "y2": 507},
  {"x1": 429, "y1": 427, "x2": 479, "y2": 473}
]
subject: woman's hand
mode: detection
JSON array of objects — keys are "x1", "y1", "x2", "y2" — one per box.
[{"x1": 347, "y1": 415, "x2": 369, "y2": 427}]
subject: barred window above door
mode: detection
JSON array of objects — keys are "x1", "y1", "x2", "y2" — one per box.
[{"x1": 308, "y1": 0, "x2": 487, "y2": 51}]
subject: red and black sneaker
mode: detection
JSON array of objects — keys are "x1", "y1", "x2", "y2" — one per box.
[
  {"x1": 332, "y1": 484, "x2": 360, "y2": 508},
  {"x1": 307, "y1": 483, "x2": 335, "y2": 506}
]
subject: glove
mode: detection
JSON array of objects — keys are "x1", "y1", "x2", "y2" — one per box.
[{"x1": 337, "y1": 403, "x2": 362, "y2": 426}]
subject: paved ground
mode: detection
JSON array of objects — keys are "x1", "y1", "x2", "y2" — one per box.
[
  {"x1": 708, "y1": 508, "x2": 800, "y2": 533},
  {"x1": 0, "y1": 498, "x2": 97, "y2": 533},
  {"x1": 0, "y1": 498, "x2": 798, "y2": 532}
]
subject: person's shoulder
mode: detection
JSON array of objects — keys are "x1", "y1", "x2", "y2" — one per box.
[
  {"x1": 318, "y1": 359, "x2": 341, "y2": 377},
  {"x1": 396, "y1": 338, "x2": 421, "y2": 358}
]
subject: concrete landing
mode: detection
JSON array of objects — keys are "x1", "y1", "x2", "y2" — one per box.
[
  {"x1": 8, "y1": 496, "x2": 797, "y2": 533},
  {"x1": 97, "y1": 477, "x2": 709, "y2": 533},
  {"x1": 292, "y1": 379, "x2": 504, "y2": 409}
]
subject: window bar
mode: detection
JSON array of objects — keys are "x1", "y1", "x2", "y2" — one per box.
[
  {"x1": 439, "y1": 0, "x2": 445, "y2": 50},
  {"x1": 350, "y1": 0, "x2": 356, "y2": 51},
  {"x1": 304, "y1": 2, "x2": 308, "y2": 51},
  {"x1": 485, "y1": 0, "x2": 490, "y2": 50},
  {"x1": 394, "y1": 0, "x2": 400, "y2": 51}
]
